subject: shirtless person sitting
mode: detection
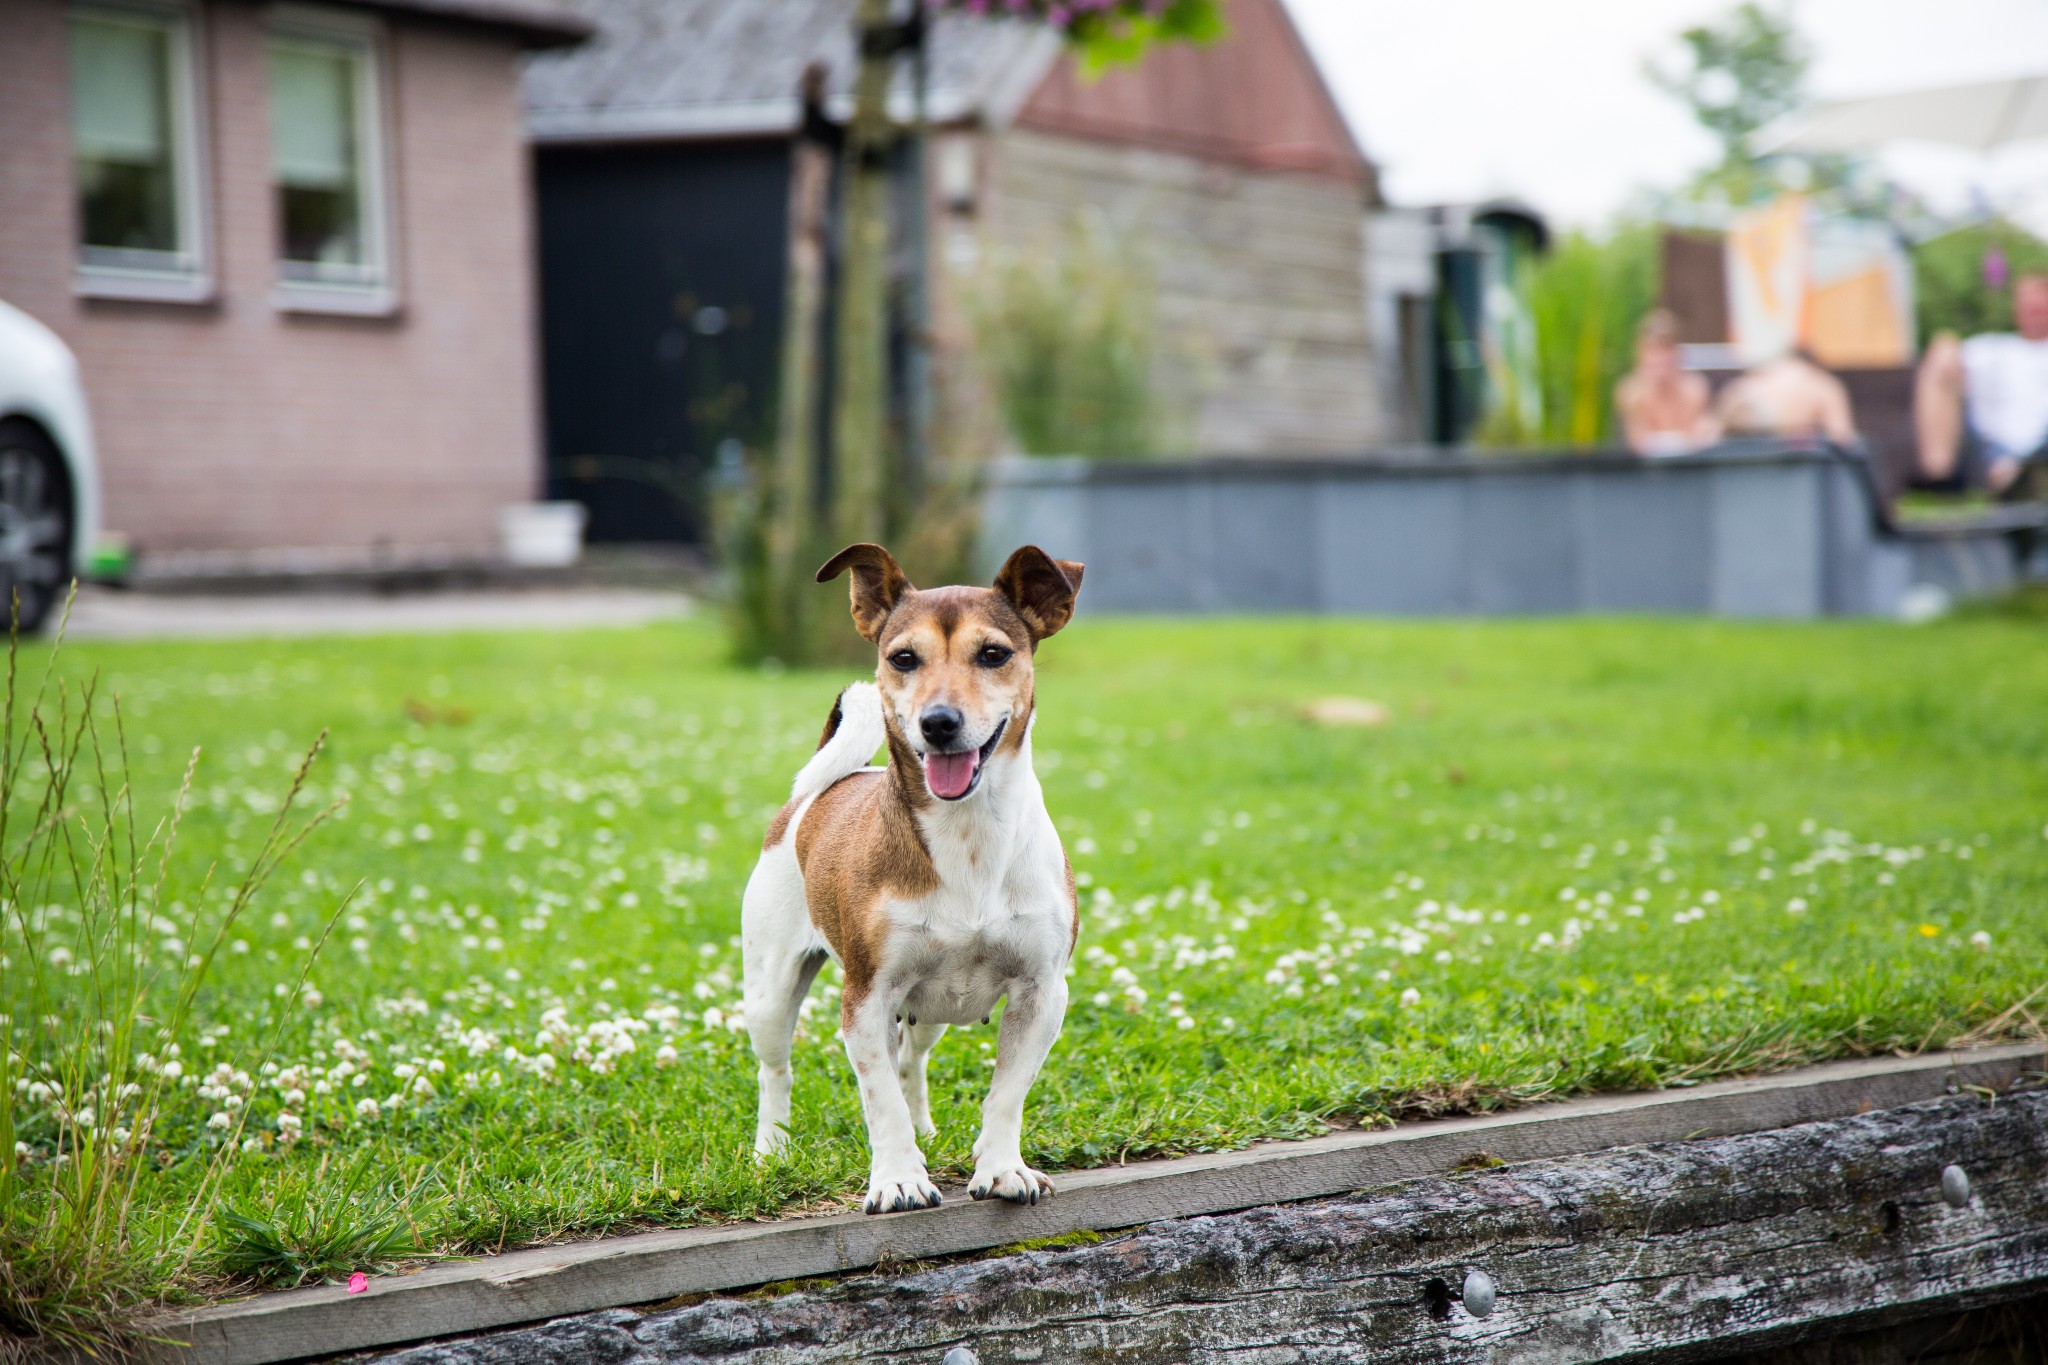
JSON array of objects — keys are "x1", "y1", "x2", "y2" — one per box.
[
  {"x1": 1615, "y1": 310, "x2": 1717, "y2": 455},
  {"x1": 1715, "y1": 349, "x2": 1857, "y2": 447},
  {"x1": 1915, "y1": 271, "x2": 2048, "y2": 495}
]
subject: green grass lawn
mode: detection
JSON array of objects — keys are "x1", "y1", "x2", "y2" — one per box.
[{"x1": 6, "y1": 611, "x2": 2048, "y2": 1323}]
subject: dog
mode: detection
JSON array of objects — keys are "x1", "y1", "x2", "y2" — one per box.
[{"x1": 740, "y1": 542, "x2": 1084, "y2": 1215}]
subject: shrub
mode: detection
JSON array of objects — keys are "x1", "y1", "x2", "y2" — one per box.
[
  {"x1": 1479, "y1": 223, "x2": 1661, "y2": 449},
  {"x1": 1914, "y1": 219, "x2": 2048, "y2": 343},
  {"x1": 969, "y1": 218, "x2": 1160, "y2": 459}
]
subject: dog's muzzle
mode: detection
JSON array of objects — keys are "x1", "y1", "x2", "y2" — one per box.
[{"x1": 922, "y1": 719, "x2": 1006, "y2": 801}]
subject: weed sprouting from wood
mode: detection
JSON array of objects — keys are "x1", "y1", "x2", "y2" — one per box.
[{"x1": 211, "y1": 1153, "x2": 429, "y2": 1289}]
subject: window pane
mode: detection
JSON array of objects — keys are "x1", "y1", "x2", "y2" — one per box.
[
  {"x1": 270, "y1": 40, "x2": 364, "y2": 271},
  {"x1": 71, "y1": 13, "x2": 180, "y2": 256}
]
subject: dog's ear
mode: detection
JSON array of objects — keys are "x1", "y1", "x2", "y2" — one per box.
[
  {"x1": 817, "y1": 543, "x2": 912, "y2": 642},
  {"x1": 994, "y1": 546, "x2": 1084, "y2": 642}
]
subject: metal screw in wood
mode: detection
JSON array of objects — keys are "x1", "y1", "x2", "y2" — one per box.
[
  {"x1": 942, "y1": 1348, "x2": 980, "y2": 1365},
  {"x1": 1462, "y1": 1269, "x2": 1497, "y2": 1317}
]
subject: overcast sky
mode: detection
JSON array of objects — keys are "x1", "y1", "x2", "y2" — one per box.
[{"x1": 1284, "y1": 0, "x2": 2048, "y2": 231}]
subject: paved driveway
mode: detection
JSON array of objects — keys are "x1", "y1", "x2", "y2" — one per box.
[{"x1": 62, "y1": 587, "x2": 692, "y2": 641}]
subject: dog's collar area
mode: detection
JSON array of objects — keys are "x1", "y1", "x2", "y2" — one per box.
[{"x1": 920, "y1": 719, "x2": 1007, "y2": 801}]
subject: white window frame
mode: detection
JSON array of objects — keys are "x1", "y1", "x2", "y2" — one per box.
[
  {"x1": 266, "y1": 3, "x2": 398, "y2": 316},
  {"x1": 69, "y1": 0, "x2": 214, "y2": 304}
]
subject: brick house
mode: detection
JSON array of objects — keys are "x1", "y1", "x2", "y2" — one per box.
[
  {"x1": 0, "y1": 0, "x2": 586, "y2": 569},
  {"x1": 522, "y1": 0, "x2": 1384, "y2": 544}
]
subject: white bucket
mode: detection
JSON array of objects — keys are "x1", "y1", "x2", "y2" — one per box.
[{"x1": 499, "y1": 501, "x2": 587, "y2": 568}]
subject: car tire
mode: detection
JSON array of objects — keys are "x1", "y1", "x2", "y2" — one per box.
[{"x1": 0, "y1": 417, "x2": 74, "y2": 635}]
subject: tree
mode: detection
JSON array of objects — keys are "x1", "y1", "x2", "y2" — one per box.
[
  {"x1": 1648, "y1": 2, "x2": 1852, "y2": 210},
  {"x1": 742, "y1": 0, "x2": 1222, "y2": 664}
]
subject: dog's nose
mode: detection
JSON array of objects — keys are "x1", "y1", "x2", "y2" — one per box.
[{"x1": 920, "y1": 706, "x2": 964, "y2": 749}]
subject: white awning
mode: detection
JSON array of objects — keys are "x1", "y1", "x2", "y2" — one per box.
[{"x1": 1758, "y1": 74, "x2": 2048, "y2": 155}]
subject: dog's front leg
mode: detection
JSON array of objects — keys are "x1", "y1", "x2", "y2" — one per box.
[
  {"x1": 968, "y1": 975, "x2": 1066, "y2": 1204},
  {"x1": 843, "y1": 990, "x2": 943, "y2": 1214}
]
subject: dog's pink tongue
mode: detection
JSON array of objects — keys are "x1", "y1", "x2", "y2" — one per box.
[{"x1": 923, "y1": 749, "x2": 980, "y2": 799}]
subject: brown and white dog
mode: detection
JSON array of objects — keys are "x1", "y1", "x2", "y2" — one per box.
[{"x1": 741, "y1": 543, "x2": 1083, "y2": 1214}]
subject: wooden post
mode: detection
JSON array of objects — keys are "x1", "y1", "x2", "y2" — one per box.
[
  {"x1": 829, "y1": 0, "x2": 897, "y2": 548},
  {"x1": 767, "y1": 62, "x2": 836, "y2": 647}
]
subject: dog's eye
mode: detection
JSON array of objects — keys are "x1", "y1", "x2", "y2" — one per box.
[
  {"x1": 888, "y1": 649, "x2": 920, "y2": 673},
  {"x1": 976, "y1": 644, "x2": 1014, "y2": 668}
]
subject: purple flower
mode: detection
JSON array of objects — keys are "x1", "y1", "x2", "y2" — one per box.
[{"x1": 1983, "y1": 245, "x2": 2009, "y2": 290}]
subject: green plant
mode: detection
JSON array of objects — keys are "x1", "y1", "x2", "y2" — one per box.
[
  {"x1": 1478, "y1": 224, "x2": 1661, "y2": 448},
  {"x1": 212, "y1": 1156, "x2": 427, "y2": 1289},
  {"x1": 0, "y1": 597, "x2": 342, "y2": 1360},
  {"x1": 971, "y1": 218, "x2": 1159, "y2": 458},
  {"x1": 1914, "y1": 220, "x2": 2048, "y2": 344},
  {"x1": 927, "y1": 0, "x2": 1225, "y2": 72}
]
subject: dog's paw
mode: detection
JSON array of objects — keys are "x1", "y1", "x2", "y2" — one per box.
[
  {"x1": 967, "y1": 1163, "x2": 1054, "y2": 1205},
  {"x1": 862, "y1": 1173, "x2": 943, "y2": 1215}
]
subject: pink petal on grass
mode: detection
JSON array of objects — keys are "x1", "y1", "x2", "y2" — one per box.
[{"x1": 347, "y1": 1272, "x2": 369, "y2": 1295}]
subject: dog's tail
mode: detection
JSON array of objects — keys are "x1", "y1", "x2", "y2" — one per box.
[{"x1": 790, "y1": 681, "x2": 886, "y2": 801}]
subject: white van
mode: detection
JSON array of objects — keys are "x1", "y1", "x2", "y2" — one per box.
[{"x1": 0, "y1": 301, "x2": 101, "y2": 632}]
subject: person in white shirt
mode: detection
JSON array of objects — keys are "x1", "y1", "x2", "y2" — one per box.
[{"x1": 1916, "y1": 272, "x2": 2048, "y2": 494}]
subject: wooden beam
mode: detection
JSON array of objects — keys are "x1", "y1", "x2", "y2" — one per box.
[
  {"x1": 150, "y1": 1044, "x2": 2045, "y2": 1365},
  {"x1": 364, "y1": 1080, "x2": 2048, "y2": 1364}
]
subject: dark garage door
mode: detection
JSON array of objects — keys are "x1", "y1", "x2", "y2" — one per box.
[{"x1": 535, "y1": 140, "x2": 789, "y2": 544}]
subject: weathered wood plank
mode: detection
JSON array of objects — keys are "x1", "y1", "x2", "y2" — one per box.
[
  {"x1": 147, "y1": 1045, "x2": 2045, "y2": 1365},
  {"x1": 370, "y1": 1087, "x2": 2048, "y2": 1365}
]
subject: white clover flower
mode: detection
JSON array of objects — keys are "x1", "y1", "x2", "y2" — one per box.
[
  {"x1": 701, "y1": 1008, "x2": 724, "y2": 1030},
  {"x1": 1970, "y1": 930, "x2": 1992, "y2": 949},
  {"x1": 1398, "y1": 988, "x2": 1422, "y2": 1008},
  {"x1": 277, "y1": 1113, "x2": 302, "y2": 1136},
  {"x1": 1787, "y1": 898, "x2": 1808, "y2": 914},
  {"x1": 1091, "y1": 991, "x2": 1111, "y2": 1007},
  {"x1": 161, "y1": 1061, "x2": 183, "y2": 1081},
  {"x1": 111, "y1": 1127, "x2": 131, "y2": 1146},
  {"x1": 654, "y1": 1044, "x2": 678, "y2": 1067},
  {"x1": 207, "y1": 1112, "x2": 231, "y2": 1130},
  {"x1": 284, "y1": 1088, "x2": 306, "y2": 1107},
  {"x1": 354, "y1": 1098, "x2": 381, "y2": 1120},
  {"x1": 1176, "y1": 1016, "x2": 1195, "y2": 1031},
  {"x1": 242, "y1": 1137, "x2": 264, "y2": 1154}
]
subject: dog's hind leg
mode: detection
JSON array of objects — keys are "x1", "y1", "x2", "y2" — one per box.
[
  {"x1": 894, "y1": 1021, "x2": 948, "y2": 1139},
  {"x1": 741, "y1": 844, "x2": 824, "y2": 1157}
]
